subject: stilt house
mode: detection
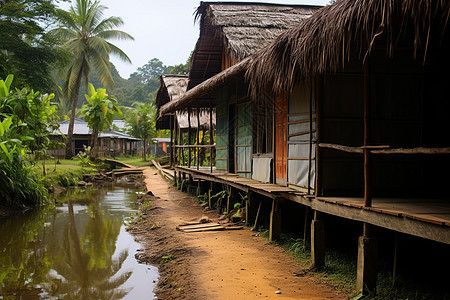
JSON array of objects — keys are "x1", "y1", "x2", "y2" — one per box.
[{"x1": 158, "y1": 0, "x2": 450, "y2": 296}]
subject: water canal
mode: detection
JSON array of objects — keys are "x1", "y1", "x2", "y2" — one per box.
[{"x1": 0, "y1": 183, "x2": 158, "y2": 299}]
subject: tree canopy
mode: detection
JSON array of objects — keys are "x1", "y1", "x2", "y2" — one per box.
[{"x1": 0, "y1": 0, "x2": 65, "y2": 91}]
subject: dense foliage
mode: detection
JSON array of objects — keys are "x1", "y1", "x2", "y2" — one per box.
[
  {"x1": 0, "y1": 0, "x2": 66, "y2": 91},
  {"x1": 0, "y1": 75, "x2": 56, "y2": 207}
]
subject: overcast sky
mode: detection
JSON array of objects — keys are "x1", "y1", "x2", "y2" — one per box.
[{"x1": 60, "y1": 0, "x2": 330, "y2": 79}]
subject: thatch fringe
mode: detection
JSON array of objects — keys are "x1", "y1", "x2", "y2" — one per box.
[
  {"x1": 155, "y1": 75, "x2": 189, "y2": 108},
  {"x1": 245, "y1": 0, "x2": 450, "y2": 96},
  {"x1": 159, "y1": 59, "x2": 248, "y2": 116}
]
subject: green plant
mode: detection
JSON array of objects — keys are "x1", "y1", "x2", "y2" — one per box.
[
  {"x1": 210, "y1": 190, "x2": 228, "y2": 209},
  {"x1": 161, "y1": 253, "x2": 173, "y2": 264},
  {"x1": 77, "y1": 145, "x2": 95, "y2": 167},
  {"x1": 80, "y1": 84, "x2": 122, "y2": 157}
]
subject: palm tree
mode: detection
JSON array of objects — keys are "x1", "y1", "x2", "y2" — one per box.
[
  {"x1": 80, "y1": 83, "x2": 122, "y2": 157},
  {"x1": 52, "y1": 0, "x2": 133, "y2": 158}
]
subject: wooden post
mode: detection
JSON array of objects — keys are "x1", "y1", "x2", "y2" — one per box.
[
  {"x1": 197, "y1": 106, "x2": 200, "y2": 170},
  {"x1": 311, "y1": 210, "x2": 325, "y2": 268},
  {"x1": 308, "y1": 79, "x2": 313, "y2": 194},
  {"x1": 170, "y1": 114, "x2": 174, "y2": 166},
  {"x1": 356, "y1": 223, "x2": 378, "y2": 295},
  {"x1": 208, "y1": 181, "x2": 213, "y2": 209},
  {"x1": 269, "y1": 198, "x2": 282, "y2": 241},
  {"x1": 226, "y1": 188, "x2": 231, "y2": 213},
  {"x1": 315, "y1": 76, "x2": 323, "y2": 197},
  {"x1": 188, "y1": 109, "x2": 191, "y2": 168},
  {"x1": 363, "y1": 61, "x2": 372, "y2": 207},
  {"x1": 209, "y1": 101, "x2": 213, "y2": 173},
  {"x1": 303, "y1": 207, "x2": 310, "y2": 245},
  {"x1": 392, "y1": 233, "x2": 399, "y2": 287},
  {"x1": 252, "y1": 201, "x2": 262, "y2": 230}
]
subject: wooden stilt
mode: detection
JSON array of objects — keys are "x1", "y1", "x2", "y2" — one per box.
[
  {"x1": 303, "y1": 207, "x2": 310, "y2": 245},
  {"x1": 269, "y1": 198, "x2": 282, "y2": 241},
  {"x1": 311, "y1": 210, "x2": 325, "y2": 268},
  {"x1": 356, "y1": 223, "x2": 378, "y2": 295},
  {"x1": 392, "y1": 233, "x2": 399, "y2": 287},
  {"x1": 253, "y1": 201, "x2": 262, "y2": 230}
]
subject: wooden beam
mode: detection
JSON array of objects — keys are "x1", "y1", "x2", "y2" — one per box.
[
  {"x1": 319, "y1": 143, "x2": 450, "y2": 155},
  {"x1": 280, "y1": 193, "x2": 450, "y2": 245}
]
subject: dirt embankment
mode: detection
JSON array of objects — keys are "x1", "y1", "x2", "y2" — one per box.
[{"x1": 129, "y1": 168, "x2": 346, "y2": 300}]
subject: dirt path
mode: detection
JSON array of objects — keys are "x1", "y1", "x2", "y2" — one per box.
[{"x1": 129, "y1": 167, "x2": 346, "y2": 299}]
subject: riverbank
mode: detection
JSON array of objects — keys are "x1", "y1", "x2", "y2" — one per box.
[{"x1": 129, "y1": 167, "x2": 346, "y2": 299}]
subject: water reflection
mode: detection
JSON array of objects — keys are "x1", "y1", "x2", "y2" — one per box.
[{"x1": 0, "y1": 185, "x2": 157, "y2": 299}]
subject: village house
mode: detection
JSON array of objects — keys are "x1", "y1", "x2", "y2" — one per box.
[
  {"x1": 51, "y1": 118, "x2": 140, "y2": 158},
  {"x1": 155, "y1": 75, "x2": 216, "y2": 166},
  {"x1": 158, "y1": 0, "x2": 450, "y2": 296}
]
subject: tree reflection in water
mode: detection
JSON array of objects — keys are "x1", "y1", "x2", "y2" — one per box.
[
  {"x1": 0, "y1": 186, "x2": 147, "y2": 299},
  {"x1": 43, "y1": 199, "x2": 132, "y2": 299}
]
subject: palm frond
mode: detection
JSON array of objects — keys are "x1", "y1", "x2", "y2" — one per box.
[
  {"x1": 93, "y1": 16, "x2": 125, "y2": 33},
  {"x1": 106, "y1": 42, "x2": 132, "y2": 63},
  {"x1": 89, "y1": 49, "x2": 114, "y2": 89},
  {"x1": 96, "y1": 30, "x2": 134, "y2": 41}
]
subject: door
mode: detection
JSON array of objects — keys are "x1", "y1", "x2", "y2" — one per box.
[{"x1": 275, "y1": 94, "x2": 288, "y2": 185}]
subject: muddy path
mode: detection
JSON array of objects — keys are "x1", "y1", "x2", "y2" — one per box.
[{"x1": 129, "y1": 167, "x2": 346, "y2": 299}]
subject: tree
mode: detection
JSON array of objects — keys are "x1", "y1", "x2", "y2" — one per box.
[
  {"x1": 80, "y1": 84, "x2": 122, "y2": 158},
  {"x1": 129, "y1": 58, "x2": 172, "y2": 85},
  {"x1": 0, "y1": 0, "x2": 65, "y2": 91},
  {"x1": 51, "y1": 0, "x2": 133, "y2": 158},
  {"x1": 126, "y1": 103, "x2": 155, "y2": 161},
  {"x1": 170, "y1": 52, "x2": 192, "y2": 75}
]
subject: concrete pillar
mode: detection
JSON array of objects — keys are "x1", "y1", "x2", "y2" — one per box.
[
  {"x1": 269, "y1": 198, "x2": 282, "y2": 241},
  {"x1": 311, "y1": 211, "x2": 325, "y2": 268},
  {"x1": 356, "y1": 223, "x2": 378, "y2": 295}
]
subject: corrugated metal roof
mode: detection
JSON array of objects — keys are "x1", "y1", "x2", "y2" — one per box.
[{"x1": 55, "y1": 118, "x2": 139, "y2": 141}]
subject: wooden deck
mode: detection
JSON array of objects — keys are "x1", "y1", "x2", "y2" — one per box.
[{"x1": 175, "y1": 166, "x2": 450, "y2": 244}]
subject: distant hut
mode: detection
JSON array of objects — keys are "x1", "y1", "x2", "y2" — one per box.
[{"x1": 156, "y1": 75, "x2": 216, "y2": 166}]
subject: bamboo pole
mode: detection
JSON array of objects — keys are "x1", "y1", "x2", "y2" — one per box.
[
  {"x1": 188, "y1": 109, "x2": 191, "y2": 168},
  {"x1": 210, "y1": 101, "x2": 214, "y2": 173},
  {"x1": 363, "y1": 60, "x2": 372, "y2": 208},
  {"x1": 170, "y1": 115, "x2": 174, "y2": 166},
  {"x1": 197, "y1": 106, "x2": 200, "y2": 170},
  {"x1": 308, "y1": 79, "x2": 313, "y2": 195},
  {"x1": 315, "y1": 75, "x2": 323, "y2": 197}
]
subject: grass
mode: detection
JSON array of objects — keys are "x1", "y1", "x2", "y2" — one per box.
[
  {"x1": 112, "y1": 155, "x2": 155, "y2": 167},
  {"x1": 35, "y1": 158, "x2": 98, "y2": 188},
  {"x1": 258, "y1": 228, "x2": 449, "y2": 299},
  {"x1": 259, "y1": 229, "x2": 356, "y2": 295}
]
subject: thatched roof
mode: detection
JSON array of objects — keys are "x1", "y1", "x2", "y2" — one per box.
[
  {"x1": 188, "y1": 2, "x2": 320, "y2": 90},
  {"x1": 159, "y1": 59, "x2": 248, "y2": 116},
  {"x1": 155, "y1": 75, "x2": 189, "y2": 129},
  {"x1": 245, "y1": 0, "x2": 450, "y2": 95},
  {"x1": 155, "y1": 75, "x2": 189, "y2": 108}
]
